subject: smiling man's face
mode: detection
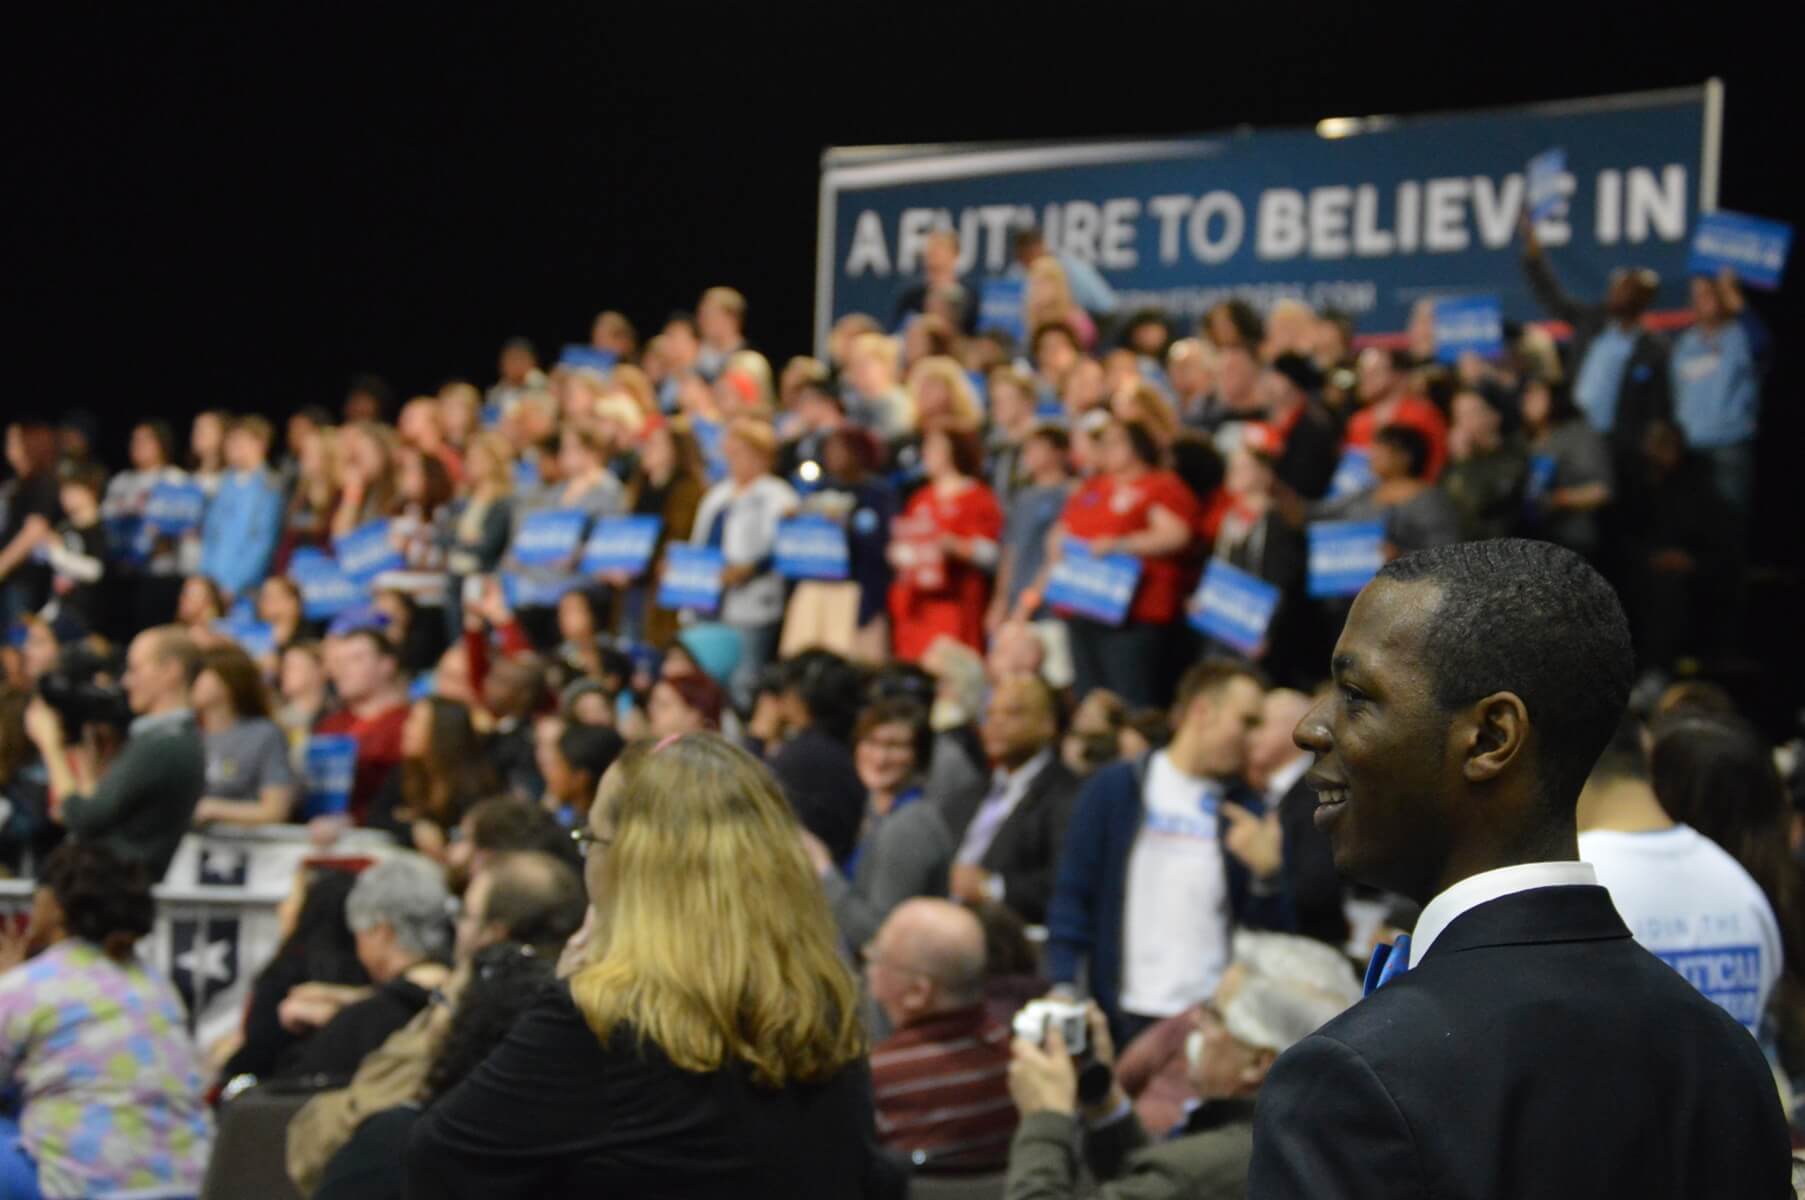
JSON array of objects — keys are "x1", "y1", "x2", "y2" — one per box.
[{"x1": 1294, "y1": 578, "x2": 1460, "y2": 902}]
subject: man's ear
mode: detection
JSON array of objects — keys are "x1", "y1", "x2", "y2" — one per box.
[
  {"x1": 1242, "y1": 1047, "x2": 1278, "y2": 1089},
  {"x1": 1458, "y1": 691, "x2": 1530, "y2": 784}
]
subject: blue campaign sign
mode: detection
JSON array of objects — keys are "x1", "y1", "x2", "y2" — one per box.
[
  {"x1": 1432, "y1": 294, "x2": 1504, "y2": 363},
  {"x1": 1307, "y1": 521, "x2": 1386, "y2": 598},
  {"x1": 301, "y1": 734, "x2": 359, "y2": 820},
  {"x1": 1187, "y1": 560, "x2": 1281, "y2": 657},
  {"x1": 211, "y1": 617, "x2": 276, "y2": 658},
  {"x1": 105, "y1": 515, "x2": 147, "y2": 566},
  {"x1": 775, "y1": 516, "x2": 851, "y2": 581},
  {"x1": 288, "y1": 554, "x2": 365, "y2": 621},
  {"x1": 580, "y1": 515, "x2": 663, "y2": 576},
  {"x1": 817, "y1": 85, "x2": 1716, "y2": 347},
  {"x1": 1525, "y1": 148, "x2": 1570, "y2": 224},
  {"x1": 1044, "y1": 540, "x2": 1142, "y2": 626},
  {"x1": 559, "y1": 345, "x2": 617, "y2": 373},
  {"x1": 1524, "y1": 453, "x2": 1559, "y2": 510},
  {"x1": 692, "y1": 419, "x2": 727, "y2": 483},
  {"x1": 501, "y1": 572, "x2": 581, "y2": 610},
  {"x1": 977, "y1": 279, "x2": 1026, "y2": 346},
  {"x1": 657, "y1": 544, "x2": 725, "y2": 614},
  {"x1": 332, "y1": 520, "x2": 403, "y2": 585},
  {"x1": 142, "y1": 481, "x2": 208, "y2": 537},
  {"x1": 480, "y1": 402, "x2": 504, "y2": 430},
  {"x1": 1327, "y1": 448, "x2": 1376, "y2": 499},
  {"x1": 1687, "y1": 209, "x2": 1792, "y2": 290},
  {"x1": 512, "y1": 508, "x2": 588, "y2": 568}
]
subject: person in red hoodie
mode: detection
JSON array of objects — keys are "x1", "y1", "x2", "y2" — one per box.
[
  {"x1": 315, "y1": 628, "x2": 410, "y2": 826},
  {"x1": 1342, "y1": 347, "x2": 1448, "y2": 481}
]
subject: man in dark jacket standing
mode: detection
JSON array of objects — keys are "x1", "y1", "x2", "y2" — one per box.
[
  {"x1": 1521, "y1": 214, "x2": 1671, "y2": 486},
  {"x1": 945, "y1": 674, "x2": 1079, "y2": 925},
  {"x1": 1045, "y1": 661, "x2": 1290, "y2": 1046},
  {"x1": 1249, "y1": 539, "x2": 1790, "y2": 1199}
]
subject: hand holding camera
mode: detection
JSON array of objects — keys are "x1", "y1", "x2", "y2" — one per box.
[{"x1": 1008, "y1": 999, "x2": 1121, "y2": 1119}]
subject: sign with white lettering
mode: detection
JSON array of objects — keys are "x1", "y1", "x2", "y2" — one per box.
[{"x1": 1187, "y1": 560, "x2": 1280, "y2": 657}]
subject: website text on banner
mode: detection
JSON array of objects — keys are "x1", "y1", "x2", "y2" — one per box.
[{"x1": 818, "y1": 84, "x2": 1718, "y2": 344}]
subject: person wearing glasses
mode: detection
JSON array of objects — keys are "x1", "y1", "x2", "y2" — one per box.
[
  {"x1": 406, "y1": 734, "x2": 888, "y2": 1198},
  {"x1": 863, "y1": 897, "x2": 1016, "y2": 1174}
]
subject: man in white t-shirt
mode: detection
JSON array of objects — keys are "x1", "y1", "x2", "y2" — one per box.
[
  {"x1": 1045, "y1": 661, "x2": 1290, "y2": 1045},
  {"x1": 1577, "y1": 716, "x2": 1782, "y2": 1034}
]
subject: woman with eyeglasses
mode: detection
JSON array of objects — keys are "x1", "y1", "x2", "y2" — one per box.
[{"x1": 408, "y1": 733, "x2": 885, "y2": 1197}]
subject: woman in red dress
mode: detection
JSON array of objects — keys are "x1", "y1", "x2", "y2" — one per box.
[
  {"x1": 886, "y1": 428, "x2": 1002, "y2": 662},
  {"x1": 1039, "y1": 417, "x2": 1199, "y2": 706}
]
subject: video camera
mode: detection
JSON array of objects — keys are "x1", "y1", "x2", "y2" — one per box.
[{"x1": 37, "y1": 642, "x2": 132, "y2": 734}]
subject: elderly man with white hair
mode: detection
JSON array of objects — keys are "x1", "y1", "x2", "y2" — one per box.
[{"x1": 1005, "y1": 931, "x2": 1360, "y2": 1200}]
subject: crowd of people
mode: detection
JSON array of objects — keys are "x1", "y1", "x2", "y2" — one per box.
[{"x1": 0, "y1": 214, "x2": 1799, "y2": 1197}]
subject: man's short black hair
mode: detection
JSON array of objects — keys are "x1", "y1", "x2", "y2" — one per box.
[
  {"x1": 781, "y1": 648, "x2": 866, "y2": 744},
  {"x1": 1375, "y1": 423, "x2": 1431, "y2": 480},
  {"x1": 1377, "y1": 539, "x2": 1633, "y2": 813},
  {"x1": 558, "y1": 723, "x2": 625, "y2": 782}
]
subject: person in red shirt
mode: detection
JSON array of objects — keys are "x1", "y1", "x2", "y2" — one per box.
[
  {"x1": 887, "y1": 428, "x2": 1003, "y2": 662},
  {"x1": 1343, "y1": 347, "x2": 1448, "y2": 481},
  {"x1": 1040, "y1": 418, "x2": 1199, "y2": 706},
  {"x1": 314, "y1": 627, "x2": 410, "y2": 825}
]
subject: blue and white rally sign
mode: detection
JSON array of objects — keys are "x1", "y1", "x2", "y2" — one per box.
[
  {"x1": 302, "y1": 734, "x2": 359, "y2": 820},
  {"x1": 1688, "y1": 209, "x2": 1792, "y2": 290},
  {"x1": 1327, "y1": 448, "x2": 1376, "y2": 500},
  {"x1": 512, "y1": 508, "x2": 588, "y2": 568},
  {"x1": 657, "y1": 544, "x2": 725, "y2": 615},
  {"x1": 1432, "y1": 295, "x2": 1504, "y2": 363},
  {"x1": 332, "y1": 519, "x2": 404, "y2": 585},
  {"x1": 1187, "y1": 560, "x2": 1280, "y2": 657},
  {"x1": 1525, "y1": 147, "x2": 1570, "y2": 224},
  {"x1": 211, "y1": 617, "x2": 277, "y2": 659},
  {"x1": 502, "y1": 572, "x2": 580, "y2": 609},
  {"x1": 977, "y1": 278, "x2": 1026, "y2": 345},
  {"x1": 1307, "y1": 521, "x2": 1386, "y2": 598},
  {"x1": 775, "y1": 515, "x2": 851, "y2": 581},
  {"x1": 580, "y1": 515, "x2": 663, "y2": 576},
  {"x1": 1044, "y1": 540, "x2": 1142, "y2": 626},
  {"x1": 287, "y1": 550, "x2": 365, "y2": 621},
  {"x1": 142, "y1": 481, "x2": 208, "y2": 537}
]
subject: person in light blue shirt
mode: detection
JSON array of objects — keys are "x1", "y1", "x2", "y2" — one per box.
[
  {"x1": 1008, "y1": 224, "x2": 1119, "y2": 318},
  {"x1": 1669, "y1": 269, "x2": 1770, "y2": 514},
  {"x1": 1571, "y1": 323, "x2": 1636, "y2": 434},
  {"x1": 199, "y1": 416, "x2": 284, "y2": 601}
]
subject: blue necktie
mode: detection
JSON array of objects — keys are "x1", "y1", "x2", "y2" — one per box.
[{"x1": 1362, "y1": 934, "x2": 1413, "y2": 997}]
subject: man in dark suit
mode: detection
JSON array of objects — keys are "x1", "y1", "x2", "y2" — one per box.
[
  {"x1": 1249, "y1": 539, "x2": 1791, "y2": 1199},
  {"x1": 1229, "y1": 687, "x2": 1347, "y2": 948},
  {"x1": 945, "y1": 674, "x2": 1080, "y2": 925}
]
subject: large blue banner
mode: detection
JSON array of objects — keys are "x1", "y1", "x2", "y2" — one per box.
[{"x1": 819, "y1": 86, "x2": 1717, "y2": 346}]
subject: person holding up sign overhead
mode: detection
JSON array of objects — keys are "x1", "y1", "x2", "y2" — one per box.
[
  {"x1": 886, "y1": 427, "x2": 1002, "y2": 663},
  {"x1": 1036, "y1": 418, "x2": 1198, "y2": 707},
  {"x1": 1670, "y1": 268, "x2": 1770, "y2": 516},
  {"x1": 690, "y1": 418, "x2": 796, "y2": 710}
]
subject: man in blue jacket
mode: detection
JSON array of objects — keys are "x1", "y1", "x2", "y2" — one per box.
[
  {"x1": 199, "y1": 415, "x2": 284, "y2": 603},
  {"x1": 1045, "y1": 660, "x2": 1292, "y2": 1045}
]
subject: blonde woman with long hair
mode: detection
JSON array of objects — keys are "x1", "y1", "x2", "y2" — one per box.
[{"x1": 406, "y1": 734, "x2": 881, "y2": 1197}]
